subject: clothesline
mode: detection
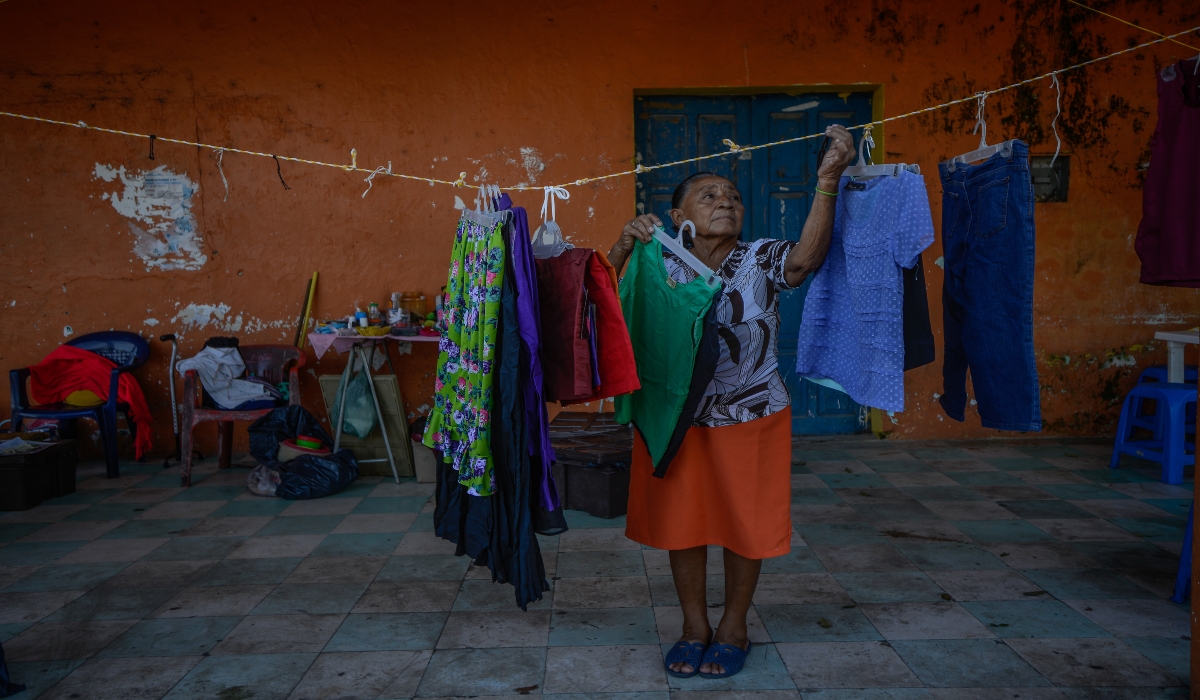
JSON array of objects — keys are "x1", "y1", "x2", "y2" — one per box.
[{"x1": 0, "y1": 24, "x2": 1197, "y2": 194}]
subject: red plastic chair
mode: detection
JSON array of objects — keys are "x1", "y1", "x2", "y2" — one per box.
[{"x1": 180, "y1": 345, "x2": 305, "y2": 487}]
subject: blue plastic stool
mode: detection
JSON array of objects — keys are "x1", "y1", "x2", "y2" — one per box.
[
  {"x1": 1134, "y1": 365, "x2": 1197, "y2": 434},
  {"x1": 1109, "y1": 382, "x2": 1196, "y2": 485},
  {"x1": 1171, "y1": 502, "x2": 1193, "y2": 604}
]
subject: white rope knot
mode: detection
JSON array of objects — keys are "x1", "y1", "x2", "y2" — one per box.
[
  {"x1": 574, "y1": 178, "x2": 589, "y2": 186},
  {"x1": 634, "y1": 164, "x2": 644, "y2": 173},
  {"x1": 452, "y1": 172, "x2": 467, "y2": 188},
  {"x1": 722, "y1": 138, "x2": 743, "y2": 152},
  {"x1": 362, "y1": 161, "x2": 393, "y2": 198},
  {"x1": 76, "y1": 121, "x2": 87, "y2": 128},
  {"x1": 541, "y1": 185, "x2": 571, "y2": 223},
  {"x1": 344, "y1": 148, "x2": 357, "y2": 172}
]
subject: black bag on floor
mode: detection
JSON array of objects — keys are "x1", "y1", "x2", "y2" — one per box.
[{"x1": 248, "y1": 406, "x2": 358, "y2": 500}]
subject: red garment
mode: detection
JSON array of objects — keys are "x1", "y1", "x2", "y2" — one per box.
[
  {"x1": 562, "y1": 250, "x2": 640, "y2": 405},
  {"x1": 28, "y1": 345, "x2": 153, "y2": 459},
  {"x1": 537, "y1": 248, "x2": 594, "y2": 402}
]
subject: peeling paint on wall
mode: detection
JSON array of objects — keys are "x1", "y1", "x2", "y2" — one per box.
[
  {"x1": 93, "y1": 164, "x2": 207, "y2": 271},
  {"x1": 171, "y1": 303, "x2": 232, "y2": 329},
  {"x1": 520, "y1": 147, "x2": 545, "y2": 184}
]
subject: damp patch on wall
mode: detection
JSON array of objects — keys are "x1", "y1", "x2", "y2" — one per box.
[{"x1": 93, "y1": 163, "x2": 207, "y2": 271}]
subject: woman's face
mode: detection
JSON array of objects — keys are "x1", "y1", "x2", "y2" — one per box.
[{"x1": 670, "y1": 176, "x2": 744, "y2": 239}]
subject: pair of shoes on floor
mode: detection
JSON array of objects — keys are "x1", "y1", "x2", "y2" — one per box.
[{"x1": 664, "y1": 640, "x2": 752, "y2": 679}]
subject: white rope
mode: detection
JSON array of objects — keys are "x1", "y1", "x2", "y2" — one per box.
[
  {"x1": 971, "y1": 92, "x2": 989, "y2": 148},
  {"x1": 215, "y1": 149, "x2": 229, "y2": 202},
  {"x1": 361, "y1": 161, "x2": 392, "y2": 198},
  {"x1": 541, "y1": 186, "x2": 570, "y2": 223},
  {"x1": 1048, "y1": 73, "x2": 1063, "y2": 169}
]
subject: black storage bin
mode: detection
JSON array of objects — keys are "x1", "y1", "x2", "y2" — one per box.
[
  {"x1": 549, "y1": 414, "x2": 632, "y2": 520},
  {"x1": 0, "y1": 439, "x2": 78, "y2": 511},
  {"x1": 566, "y1": 463, "x2": 630, "y2": 519}
]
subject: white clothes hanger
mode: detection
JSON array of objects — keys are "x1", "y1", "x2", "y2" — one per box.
[
  {"x1": 842, "y1": 127, "x2": 917, "y2": 179},
  {"x1": 654, "y1": 220, "x2": 720, "y2": 288},
  {"x1": 944, "y1": 93, "x2": 1014, "y2": 169}
]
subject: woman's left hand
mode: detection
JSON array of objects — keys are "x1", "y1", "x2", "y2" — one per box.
[{"x1": 816, "y1": 125, "x2": 857, "y2": 184}]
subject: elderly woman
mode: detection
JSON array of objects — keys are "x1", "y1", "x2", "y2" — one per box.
[{"x1": 606, "y1": 125, "x2": 856, "y2": 679}]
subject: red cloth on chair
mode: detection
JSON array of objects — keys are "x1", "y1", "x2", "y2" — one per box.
[{"x1": 28, "y1": 345, "x2": 153, "y2": 459}]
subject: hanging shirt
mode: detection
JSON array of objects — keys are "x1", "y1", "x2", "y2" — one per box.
[
  {"x1": 561, "y1": 250, "x2": 641, "y2": 406},
  {"x1": 1135, "y1": 57, "x2": 1200, "y2": 287},
  {"x1": 661, "y1": 238, "x2": 798, "y2": 427},
  {"x1": 536, "y1": 248, "x2": 594, "y2": 403},
  {"x1": 797, "y1": 171, "x2": 935, "y2": 413},
  {"x1": 424, "y1": 210, "x2": 506, "y2": 497}
]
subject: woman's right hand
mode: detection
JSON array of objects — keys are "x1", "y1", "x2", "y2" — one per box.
[{"x1": 608, "y1": 213, "x2": 662, "y2": 273}]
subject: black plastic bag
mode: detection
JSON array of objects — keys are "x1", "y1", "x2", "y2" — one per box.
[
  {"x1": 0, "y1": 640, "x2": 25, "y2": 698},
  {"x1": 248, "y1": 406, "x2": 358, "y2": 499},
  {"x1": 248, "y1": 405, "x2": 334, "y2": 468},
  {"x1": 275, "y1": 452, "x2": 359, "y2": 500}
]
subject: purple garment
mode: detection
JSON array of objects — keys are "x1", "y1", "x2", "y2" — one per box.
[
  {"x1": 1135, "y1": 57, "x2": 1200, "y2": 287},
  {"x1": 496, "y1": 194, "x2": 560, "y2": 511}
]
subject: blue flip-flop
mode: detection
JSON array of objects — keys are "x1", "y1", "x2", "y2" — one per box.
[
  {"x1": 664, "y1": 640, "x2": 708, "y2": 678},
  {"x1": 698, "y1": 641, "x2": 752, "y2": 679}
]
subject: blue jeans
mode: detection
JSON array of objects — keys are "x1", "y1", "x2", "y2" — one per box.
[{"x1": 938, "y1": 140, "x2": 1042, "y2": 431}]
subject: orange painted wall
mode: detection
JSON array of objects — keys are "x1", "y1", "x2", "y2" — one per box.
[{"x1": 1, "y1": 0, "x2": 1198, "y2": 456}]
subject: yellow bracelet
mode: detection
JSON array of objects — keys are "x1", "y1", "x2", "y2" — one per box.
[{"x1": 815, "y1": 186, "x2": 838, "y2": 197}]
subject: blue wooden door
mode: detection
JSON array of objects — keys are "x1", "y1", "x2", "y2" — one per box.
[{"x1": 634, "y1": 92, "x2": 874, "y2": 435}]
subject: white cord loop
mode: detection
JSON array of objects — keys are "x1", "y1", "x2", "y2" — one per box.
[
  {"x1": 215, "y1": 149, "x2": 229, "y2": 202},
  {"x1": 1048, "y1": 74, "x2": 1063, "y2": 169},
  {"x1": 361, "y1": 161, "x2": 392, "y2": 198},
  {"x1": 541, "y1": 186, "x2": 570, "y2": 223}
]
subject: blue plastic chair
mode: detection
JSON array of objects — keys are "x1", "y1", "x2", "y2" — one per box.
[
  {"x1": 1110, "y1": 382, "x2": 1196, "y2": 485},
  {"x1": 9, "y1": 331, "x2": 150, "y2": 479},
  {"x1": 1171, "y1": 502, "x2": 1193, "y2": 604},
  {"x1": 1133, "y1": 365, "x2": 1197, "y2": 434}
]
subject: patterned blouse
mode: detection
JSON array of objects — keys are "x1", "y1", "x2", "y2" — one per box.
[{"x1": 662, "y1": 238, "x2": 797, "y2": 427}]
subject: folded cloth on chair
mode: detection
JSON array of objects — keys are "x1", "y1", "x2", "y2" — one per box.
[
  {"x1": 177, "y1": 346, "x2": 272, "y2": 410},
  {"x1": 28, "y1": 344, "x2": 153, "y2": 459}
]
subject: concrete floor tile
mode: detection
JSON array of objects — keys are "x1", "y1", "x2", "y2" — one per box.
[
  {"x1": 1106, "y1": 518, "x2": 1187, "y2": 541},
  {"x1": 850, "y1": 503, "x2": 943, "y2": 523},
  {"x1": 253, "y1": 582, "x2": 369, "y2": 615},
  {"x1": 643, "y1": 549, "x2": 671, "y2": 576},
  {"x1": 926, "y1": 570, "x2": 1040, "y2": 601},
  {"x1": 802, "y1": 690, "x2": 932, "y2": 700},
  {"x1": 544, "y1": 644, "x2": 668, "y2": 693},
  {"x1": 63, "y1": 504, "x2": 154, "y2": 523},
  {"x1": 557, "y1": 550, "x2": 648, "y2": 578},
  {"x1": 969, "y1": 485, "x2": 1056, "y2": 501},
  {"x1": 209, "y1": 499, "x2": 292, "y2": 518},
  {"x1": 1069, "y1": 541, "x2": 1181, "y2": 575},
  {"x1": 999, "y1": 500, "x2": 1097, "y2": 520},
  {"x1": 749, "y1": 574, "x2": 850, "y2": 606},
  {"x1": 1064, "y1": 599, "x2": 1190, "y2": 637},
  {"x1": 55, "y1": 537, "x2": 168, "y2": 563},
  {"x1": 835, "y1": 488, "x2": 918, "y2": 504},
  {"x1": 873, "y1": 522, "x2": 972, "y2": 544},
  {"x1": 1039, "y1": 484, "x2": 1130, "y2": 501},
  {"x1": 353, "y1": 580, "x2": 459, "y2": 613},
  {"x1": 1028, "y1": 519, "x2": 1141, "y2": 542},
  {"x1": 153, "y1": 585, "x2": 275, "y2": 618},
  {"x1": 983, "y1": 543, "x2": 1098, "y2": 569},
  {"x1": 39, "y1": 655, "x2": 200, "y2": 700},
  {"x1": 0, "y1": 523, "x2": 47, "y2": 544},
  {"x1": 4, "y1": 562, "x2": 128, "y2": 593},
  {"x1": 353, "y1": 495, "x2": 430, "y2": 514},
  {"x1": 179, "y1": 516, "x2": 271, "y2": 537},
  {"x1": 1012, "y1": 470, "x2": 1091, "y2": 485},
  {"x1": 0, "y1": 591, "x2": 85, "y2": 625},
  {"x1": 818, "y1": 474, "x2": 892, "y2": 490},
  {"x1": 439, "y1": 610, "x2": 550, "y2": 648},
  {"x1": 550, "y1": 607, "x2": 658, "y2": 646},
  {"x1": 667, "y1": 642, "x2": 797, "y2": 691},
  {"x1": 99, "y1": 518, "x2": 200, "y2": 539},
  {"x1": 1021, "y1": 569, "x2": 1159, "y2": 600},
  {"x1": 1122, "y1": 636, "x2": 1190, "y2": 685},
  {"x1": 96, "y1": 616, "x2": 241, "y2": 657},
  {"x1": 902, "y1": 486, "x2": 988, "y2": 502},
  {"x1": 892, "y1": 541, "x2": 1008, "y2": 570},
  {"x1": 281, "y1": 498, "x2": 361, "y2": 516},
  {"x1": 762, "y1": 546, "x2": 827, "y2": 574},
  {"x1": 393, "y1": 530, "x2": 459, "y2": 555},
  {"x1": 883, "y1": 472, "x2": 959, "y2": 487},
  {"x1": 101, "y1": 487, "x2": 186, "y2": 504},
  {"x1": 140, "y1": 536, "x2": 245, "y2": 561},
  {"x1": 416, "y1": 647, "x2": 546, "y2": 696},
  {"x1": 757, "y1": 604, "x2": 882, "y2": 642},
  {"x1": 368, "y1": 481, "x2": 435, "y2": 498},
  {"x1": 946, "y1": 471, "x2": 1027, "y2": 486},
  {"x1": 811, "y1": 545, "x2": 917, "y2": 573},
  {"x1": 16, "y1": 519, "x2": 124, "y2": 542},
  {"x1": 103, "y1": 559, "x2": 218, "y2": 588},
  {"x1": 793, "y1": 524, "x2": 884, "y2": 546},
  {"x1": 791, "y1": 491, "x2": 845, "y2": 507},
  {"x1": 804, "y1": 459, "x2": 871, "y2": 473},
  {"x1": 653, "y1": 605, "x2": 771, "y2": 644},
  {"x1": 284, "y1": 555, "x2": 387, "y2": 583},
  {"x1": 951, "y1": 520, "x2": 1056, "y2": 544},
  {"x1": 332, "y1": 512, "x2": 417, "y2": 533},
  {"x1": 166, "y1": 485, "x2": 244, "y2": 502},
  {"x1": 961, "y1": 600, "x2": 1110, "y2": 638},
  {"x1": 777, "y1": 641, "x2": 921, "y2": 689},
  {"x1": 860, "y1": 602, "x2": 994, "y2": 640},
  {"x1": 227, "y1": 534, "x2": 326, "y2": 558},
  {"x1": 257, "y1": 514, "x2": 347, "y2": 536},
  {"x1": 0, "y1": 565, "x2": 39, "y2": 591},
  {"x1": 1006, "y1": 637, "x2": 1182, "y2": 687},
  {"x1": 6, "y1": 619, "x2": 138, "y2": 661},
  {"x1": 791, "y1": 505, "x2": 865, "y2": 523},
  {"x1": 554, "y1": 576, "x2": 650, "y2": 608},
  {"x1": 311, "y1": 532, "x2": 406, "y2": 557},
  {"x1": 163, "y1": 652, "x2": 316, "y2": 700},
  {"x1": 0, "y1": 504, "x2": 92, "y2": 522},
  {"x1": 923, "y1": 502, "x2": 1019, "y2": 521},
  {"x1": 288, "y1": 650, "x2": 431, "y2": 700},
  {"x1": 376, "y1": 554, "x2": 470, "y2": 581},
  {"x1": 834, "y1": 572, "x2": 948, "y2": 604},
  {"x1": 792, "y1": 474, "x2": 829, "y2": 489},
  {"x1": 43, "y1": 586, "x2": 179, "y2": 623},
  {"x1": 559, "y1": 528, "x2": 641, "y2": 552},
  {"x1": 926, "y1": 689, "x2": 1065, "y2": 700},
  {"x1": 325, "y1": 612, "x2": 448, "y2": 651},
  {"x1": 134, "y1": 500, "x2": 225, "y2": 520},
  {"x1": 213, "y1": 614, "x2": 345, "y2": 654},
  {"x1": 450, "y1": 577, "x2": 552, "y2": 611},
  {"x1": 924, "y1": 459, "x2": 997, "y2": 473},
  {"x1": 3, "y1": 660, "x2": 85, "y2": 699},
  {"x1": 193, "y1": 557, "x2": 302, "y2": 586},
  {"x1": 890, "y1": 639, "x2": 1050, "y2": 687}
]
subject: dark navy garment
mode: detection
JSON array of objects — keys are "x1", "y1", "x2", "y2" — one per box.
[
  {"x1": 0, "y1": 640, "x2": 24, "y2": 698},
  {"x1": 902, "y1": 252, "x2": 936, "y2": 372},
  {"x1": 938, "y1": 140, "x2": 1042, "y2": 431}
]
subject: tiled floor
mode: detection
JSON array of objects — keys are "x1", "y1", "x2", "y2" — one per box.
[{"x1": 0, "y1": 437, "x2": 1192, "y2": 699}]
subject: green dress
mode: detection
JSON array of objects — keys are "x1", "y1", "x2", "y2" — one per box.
[
  {"x1": 423, "y1": 211, "x2": 506, "y2": 496},
  {"x1": 614, "y1": 237, "x2": 721, "y2": 469}
]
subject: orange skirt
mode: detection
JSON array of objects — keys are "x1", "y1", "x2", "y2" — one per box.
[{"x1": 625, "y1": 408, "x2": 792, "y2": 559}]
